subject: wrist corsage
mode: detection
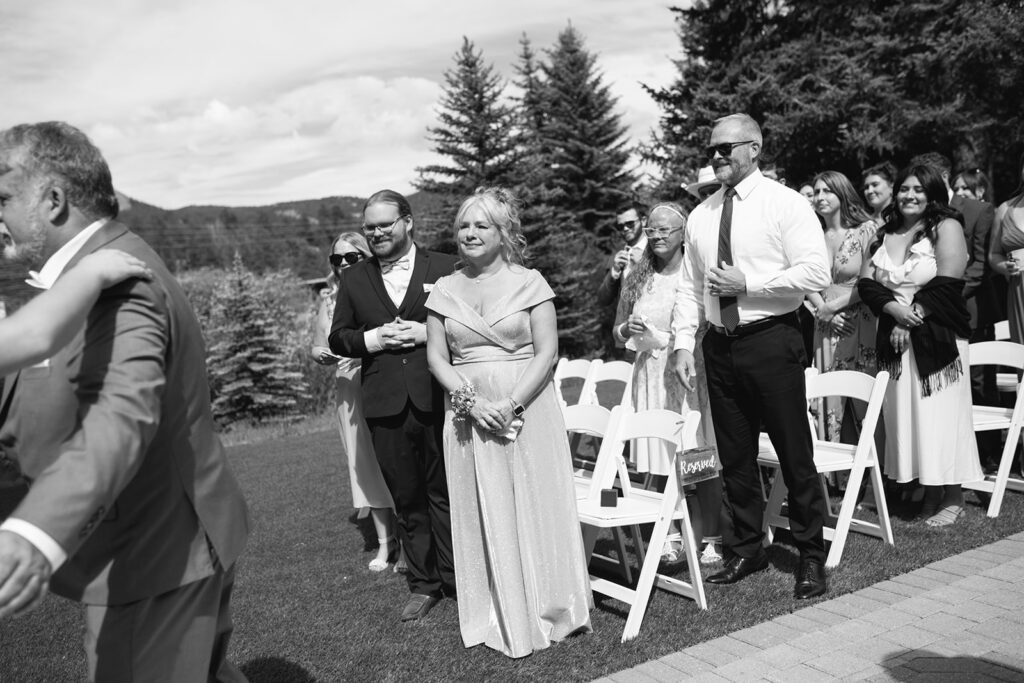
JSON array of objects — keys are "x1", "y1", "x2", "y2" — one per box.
[{"x1": 451, "y1": 382, "x2": 477, "y2": 422}]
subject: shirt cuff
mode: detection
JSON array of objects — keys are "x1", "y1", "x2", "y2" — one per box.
[
  {"x1": 363, "y1": 328, "x2": 384, "y2": 354},
  {"x1": 0, "y1": 518, "x2": 66, "y2": 571},
  {"x1": 745, "y1": 272, "x2": 768, "y2": 297},
  {"x1": 672, "y1": 334, "x2": 696, "y2": 354},
  {"x1": 611, "y1": 269, "x2": 622, "y2": 280}
]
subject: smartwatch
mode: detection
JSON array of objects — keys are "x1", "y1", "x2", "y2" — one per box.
[{"x1": 509, "y1": 398, "x2": 525, "y2": 418}]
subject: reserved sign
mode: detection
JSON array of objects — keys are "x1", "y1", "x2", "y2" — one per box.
[{"x1": 675, "y1": 446, "x2": 719, "y2": 485}]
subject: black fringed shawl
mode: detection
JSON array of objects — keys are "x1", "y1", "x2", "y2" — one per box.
[{"x1": 857, "y1": 275, "x2": 971, "y2": 396}]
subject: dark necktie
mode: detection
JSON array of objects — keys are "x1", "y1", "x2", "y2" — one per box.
[{"x1": 717, "y1": 188, "x2": 739, "y2": 332}]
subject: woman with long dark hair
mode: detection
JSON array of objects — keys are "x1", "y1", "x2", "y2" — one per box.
[
  {"x1": 858, "y1": 164, "x2": 983, "y2": 527},
  {"x1": 952, "y1": 168, "x2": 994, "y2": 204},
  {"x1": 806, "y1": 171, "x2": 878, "y2": 440}
]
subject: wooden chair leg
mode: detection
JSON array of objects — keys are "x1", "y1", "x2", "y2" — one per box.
[
  {"x1": 987, "y1": 425, "x2": 1021, "y2": 517},
  {"x1": 612, "y1": 528, "x2": 634, "y2": 584},
  {"x1": 677, "y1": 500, "x2": 707, "y2": 609},
  {"x1": 826, "y1": 464, "x2": 867, "y2": 569},
  {"x1": 868, "y1": 449, "x2": 894, "y2": 545},
  {"x1": 621, "y1": 506, "x2": 673, "y2": 641}
]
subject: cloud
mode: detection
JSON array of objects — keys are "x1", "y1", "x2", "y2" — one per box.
[{"x1": 0, "y1": 0, "x2": 684, "y2": 207}]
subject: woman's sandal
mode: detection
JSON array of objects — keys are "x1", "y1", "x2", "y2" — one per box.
[
  {"x1": 661, "y1": 532, "x2": 684, "y2": 563},
  {"x1": 925, "y1": 505, "x2": 965, "y2": 528},
  {"x1": 369, "y1": 535, "x2": 396, "y2": 572}
]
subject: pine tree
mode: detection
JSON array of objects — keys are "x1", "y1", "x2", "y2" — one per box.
[
  {"x1": 538, "y1": 25, "x2": 634, "y2": 252},
  {"x1": 415, "y1": 37, "x2": 518, "y2": 202},
  {"x1": 644, "y1": 1, "x2": 1024, "y2": 197},
  {"x1": 207, "y1": 253, "x2": 309, "y2": 427},
  {"x1": 516, "y1": 26, "x2": 634, "y2": 357}
]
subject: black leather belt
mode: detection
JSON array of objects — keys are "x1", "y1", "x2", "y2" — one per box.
[{"x1": 710, "y1": 311, "x2": 798, "y2": 338}]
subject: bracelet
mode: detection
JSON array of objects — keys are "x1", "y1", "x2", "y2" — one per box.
[{"x1": 451, "y1": 382, "x2": 477, "y2": 422}]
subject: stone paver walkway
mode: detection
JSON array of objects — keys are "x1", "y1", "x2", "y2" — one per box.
[{"x1": 595, "y1": 531, "x2": 1024, "y2": 682}]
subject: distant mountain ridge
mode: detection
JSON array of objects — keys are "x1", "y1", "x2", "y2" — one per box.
[{"x1": 0, "y1": 189, "x2": 449, "y2": 309}]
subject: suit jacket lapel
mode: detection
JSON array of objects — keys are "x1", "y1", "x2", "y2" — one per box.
[
  {"x1": 367, "y1": 257, "x2": 399, "y2": 317},
  {"x1": 397, "y1": 249, "x2": 428, "y2": 316},
  {"x1": 60, "y1": 220, "x2": 131, "y2": 276}
]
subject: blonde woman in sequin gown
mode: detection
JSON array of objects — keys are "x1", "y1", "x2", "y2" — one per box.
[{"x1": 426, "y1": 188, "x2": 591, "y2": 659}]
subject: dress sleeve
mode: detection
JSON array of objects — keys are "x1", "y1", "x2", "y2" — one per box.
[
  {"x1": 516, "y1": 270, "x2": 556, "y2": 310},
  {"x1": 424, "y1": 276, "x2": 457, "y2": 318}
]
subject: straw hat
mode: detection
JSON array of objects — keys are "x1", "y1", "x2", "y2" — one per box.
[{"x1": 684, "y1": 166, "x2": 721, "y2": 199}]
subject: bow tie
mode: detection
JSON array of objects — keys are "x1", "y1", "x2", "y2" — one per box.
[{"x1": 380, "y1": 258, "x2": 410, "y2": 274}]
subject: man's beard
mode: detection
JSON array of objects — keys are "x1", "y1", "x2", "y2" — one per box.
[
  {"x1": 0, "y1": 222, "x2": 47, "y2": 270},
  {"x1": 371, "y1": 232, "x2": 410, "y2": 261}
]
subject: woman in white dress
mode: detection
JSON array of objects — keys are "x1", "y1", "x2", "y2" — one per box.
[
  {"x1": 613, "y1": 202, "x2": 723, "y2": 564},
  {"x1": 858, "y1": 164, "x2": 984, "y2": 527},
  {"x1": 312, "y1": 232, "x2": 400, "y2": 571}
]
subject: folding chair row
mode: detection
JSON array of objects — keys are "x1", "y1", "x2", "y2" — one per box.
[
  {"x1": 576, "y1": 405, "x2": 706, "y2": 642},
  {"x1": 964, "y1": 341, "x2": 1024, "y2": 517},
  {"x1": 758, "y1": 369, "x2": 894, "y2": 569},
  {"x1": 554, "y1": 357, "x2": 634, "y2": 410}
]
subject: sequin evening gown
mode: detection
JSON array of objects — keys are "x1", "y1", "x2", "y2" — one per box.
[{"x1": 425, "y1": 268, "x2": 592, "y2": 658}]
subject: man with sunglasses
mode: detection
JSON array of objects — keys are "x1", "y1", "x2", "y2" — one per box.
[
  {"x1": 597, "y1": 202, "x2": 648, "y2": 358},
  {"x1": 329, "y1": 189, "x2": 458, "y2": 623},
  {"x1": 671, "y1": 114, "x2": 832, "y2": 600}
]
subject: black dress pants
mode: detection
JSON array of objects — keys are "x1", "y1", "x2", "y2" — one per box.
[
  {"x1": 702, "y1": 317, "x2": 827, "y2": 564},
  {"x1": 368, "y1": 400, "x2": 455, "y2": 596}
]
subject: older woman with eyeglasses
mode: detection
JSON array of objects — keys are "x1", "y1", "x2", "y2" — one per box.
[
  {"x1": 614, "y1": 202, "x2": 723, "y2": 565},
  {"x1": 312, "y1": 231, "x2": 402, "y2": 572}
]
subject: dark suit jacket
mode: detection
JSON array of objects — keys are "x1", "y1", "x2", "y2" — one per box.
[
  {"x1": 951, "y1": 195, "x2": 997, "y2": 328},
  {"x1": 328, "y1": 248, "x2": 457, "y2": 419},
  {"x1": 0, "y1": 221, "x2": 250, "y2": 605}
]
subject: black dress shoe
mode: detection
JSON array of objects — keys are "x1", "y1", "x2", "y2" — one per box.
[
  {"x1": 401, "y1": 593, "x2": 440, "y2": 622},
  {"x1": 706, "y1": 553, "x2": 769, "y2": 584},
  {"x1": 794, "y1": 558, "x2": 827, "y2": 600}
]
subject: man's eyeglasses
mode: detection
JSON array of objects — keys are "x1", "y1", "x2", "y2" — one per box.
[
  {"x1": 330, "y1": 252, "x2": 365, "y2": 267},
  {"x1": 361, "y1": 216, "x2": 405, "y2": 235},
  {"x1": 643, "y1": 227, "x2": 682, "y2": 239},
  {"x1": 704, "y1": 140, "x2": 755, "y2": 161}
]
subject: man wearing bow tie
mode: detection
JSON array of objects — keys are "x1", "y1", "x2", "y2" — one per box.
[{"x1": 329, "y1": 189, "x2": 457, "y2": 622}]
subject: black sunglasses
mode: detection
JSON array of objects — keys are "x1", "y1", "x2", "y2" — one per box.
[
  {"x1": 703, "y1": 140, "x2": 755, "y2": 161},
  {"x1": 330, "y1": 252, "x2": 364, "y2": 267},
  {"x1": 617, "y1": 219, "x2": 638, "y2": 230}
]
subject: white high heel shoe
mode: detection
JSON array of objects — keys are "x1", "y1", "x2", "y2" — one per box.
[{"x1": 369, "y1": 535, "x2": 395, "y2": 572}]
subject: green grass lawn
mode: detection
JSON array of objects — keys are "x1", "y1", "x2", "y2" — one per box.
[{"x1": 2, "y1": 426, "x2": 1023, "y2": 682}]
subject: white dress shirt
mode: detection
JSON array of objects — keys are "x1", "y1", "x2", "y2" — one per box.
[
  {"x1": 0, "y1": 217, "x2": 110, "y2": 570},
  {"x1": 363, "y1": 243, "x2": 417, "y2": 354},
  {"x1": 672, "y1": 169, "x2": 830, "y2": 353}
]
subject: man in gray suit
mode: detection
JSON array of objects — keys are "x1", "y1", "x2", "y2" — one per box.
[{"x1": 0, "y1": 122, "x2": 250, "y2": 682}]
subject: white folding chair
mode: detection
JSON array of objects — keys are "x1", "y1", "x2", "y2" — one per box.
[
  {"x1": 587, "y1": 359, "x2": 634, "y2": 409},
  {"x1": 563, "y1": 403, "x2": 637, "y2": 584},
  {"x1": 758, "y1": 370, "x2": 893, "y2": 569},
  {"x1": 577, "y1": 406, "x2": 706, "y2": 642},
  {"x1": 963, "y1": 341, "x2": 1024, "y2": 517},
  {"x1": 554, "y1": 357, "x2": 600, "y2": 409},
  {"x1": 991, "y1": 321, "x2": 1019, "y2": 394}
]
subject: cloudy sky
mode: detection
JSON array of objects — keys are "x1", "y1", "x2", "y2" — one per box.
[{"x1": 0, "y1": 1, "x2": 683, "y2": 209}]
